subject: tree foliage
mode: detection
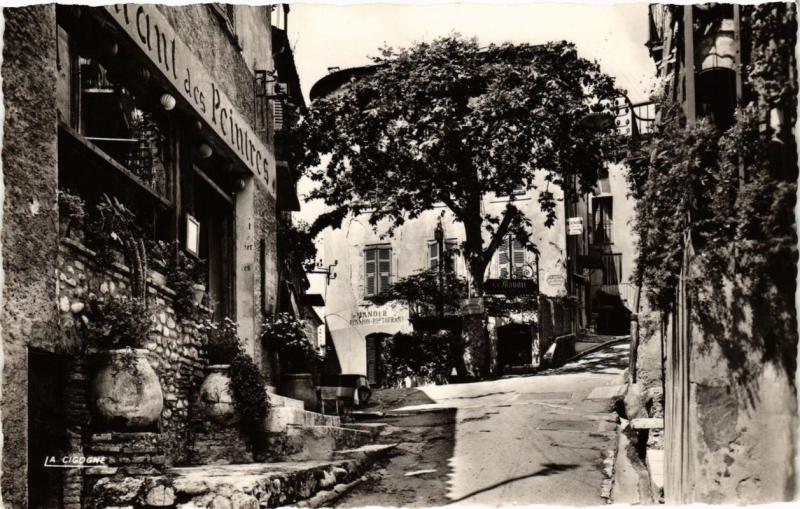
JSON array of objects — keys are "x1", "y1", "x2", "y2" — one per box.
[{"x1": 298, "y1": 35, "x2": 622, "y2": 293}]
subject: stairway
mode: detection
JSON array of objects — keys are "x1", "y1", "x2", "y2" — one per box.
[{"x1": 165, "y1": 392, "x2": 396, "y2": 508}]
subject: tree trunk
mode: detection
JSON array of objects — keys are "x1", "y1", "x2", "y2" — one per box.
[{"x1": 462, "y1": 236, "x2": 490, "y2": 380}]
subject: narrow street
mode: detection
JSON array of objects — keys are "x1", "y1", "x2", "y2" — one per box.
[{"x1": 337, "y1": 342, "x2": 628, "y2": 507}]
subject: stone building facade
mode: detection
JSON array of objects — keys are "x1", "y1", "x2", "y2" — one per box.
[
  {"x1": 2, "y1": 4, "x2": 298, "y2": 507},
  {"x1": 634, "y1": 4, "x2": 798, "y2": 503}
]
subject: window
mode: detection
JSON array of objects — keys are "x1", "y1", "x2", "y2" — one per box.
[
  {"x1": 56, "y1": 6, "x2": 238, "y2": 319},
  {"x1": 592, "y1": 196, "x2": 613, "y2": 245},
  {"x1": 428, "y1": 239, "x2": 458, "y2": 272},
  {"x1": 365, "y1": 246, "x2": 392, "y2": 296},
  {"x1": 496, "y1": 185, "x2": 527, "y2": 200},
  {"x1": 498, "y1": 236, "x2": 529, "y2": 279}
]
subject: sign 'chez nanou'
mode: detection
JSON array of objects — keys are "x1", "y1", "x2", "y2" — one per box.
[{"x1": 105, "y1": 4, "x2": 276, "y2": 197}]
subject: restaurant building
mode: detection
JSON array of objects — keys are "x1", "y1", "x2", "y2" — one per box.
[{"x1": 2, "y1": 4, "x2": 303, "y2": 507}]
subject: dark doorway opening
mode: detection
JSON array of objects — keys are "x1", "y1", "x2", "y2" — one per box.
[
  {"x1": 497, "y1": 324, "x2": 534, "y2": 372},
  {"x1": 28, "y1": 349, "x2": 70, "y2": 509},
  {"x1": 366, "y1": 333, "x2": 389, "y2": 386}
]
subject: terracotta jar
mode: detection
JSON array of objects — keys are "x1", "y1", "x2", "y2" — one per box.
[
  {"x1": 280, "y1": 373, "x2": 318, "y2": 411},
  {"x1": 91, "y1": 349, "x2": 164, "y2": 430},
  {"x1": 198, "y1": 364, "x2": 240, "y2": 425}
]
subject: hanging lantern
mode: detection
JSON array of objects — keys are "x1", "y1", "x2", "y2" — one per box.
[
  {"x1": 160, "y1": 93, "x2": 176, "y2": 111},
  {"x1": 136, "y1": 67, "x2": 151, "y2": 83},
  {"x1": 198, "y1": 144, "x2": 213, "y2": 159},
  {"x1": 106, "y1": 42, "x2": 119, "y2": 57}
]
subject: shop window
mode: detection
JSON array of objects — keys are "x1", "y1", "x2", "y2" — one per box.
[
  {"x1": 365, "y1": 246, "x2": 392, "y2": 297},
  {"x1": 498, "y1": 235, "x2": 530, "y2": 279},
  {"x1": 56, "y1": 9, "x2": 175, "y2": 244},
  {"x1": 428, "y1": 239, "x2": 458, "y2": 273},
  {"x1": 592, "y1": 196, "x2": 613, "y2": 245},
  {"x1": 55, "y1": 7, "x2": 237, "y2": 321},
  {"x1": 184, "y1": 160, "x2": 237, "y2": 320}
]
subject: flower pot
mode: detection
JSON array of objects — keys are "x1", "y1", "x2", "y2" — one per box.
[
  {"x1": 279, "y1": 373, "x2": 318, "y2": 411},
  {"x1": 198, "y1": 364, "x2": 240, "y2": 425},
  {"x1": 91, "y1": 349, "x2": 164, "y2": 430},
  {"x1": 193, "y1": 283, "x2": 206, "y2": 306}
]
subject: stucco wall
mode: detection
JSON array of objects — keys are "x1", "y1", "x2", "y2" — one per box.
[
  {"x1": 685, "y1": 275, "x2": 797, "y2": 503},
  {"x1": 1, "y1": 5, "x2": 60, "y2": 507}
]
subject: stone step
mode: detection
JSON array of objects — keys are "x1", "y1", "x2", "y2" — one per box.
[
  {"x1": 268, "y1": 392, "x2": 306, "y2": 410},
  {"x1": 339, "y1": 422, "x2": 388, "y2": 439},
  {"x1": 264, "y1": 406, "x2": 341, "y2": 433},
  {"x1": 169, "y1": 444, "x2": 397, "y2": 508},
  {"x1": 333, "y1": 443, "x2": 398, "y2": 461},
  {"x1": 350, "y1": 410, "x2": 385, "y2": 420},
  {"x1": 283, "y1": 425, "x2": 374, "y2": 461}
]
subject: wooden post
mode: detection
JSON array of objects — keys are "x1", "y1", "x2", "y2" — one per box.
[{"x1": 683, "y1": 5, "x2": 696, "y2": 125}]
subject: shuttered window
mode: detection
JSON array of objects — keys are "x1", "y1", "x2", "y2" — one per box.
[
  {"x1": 498, "y1": 236, "x2": 528, "y2": 278},
  {"x1": 365, "y1": 246, "x2": 392, "y2": 296},
  {"x1": 428, "y1": 239, "x2": 458, "y2": 272}
]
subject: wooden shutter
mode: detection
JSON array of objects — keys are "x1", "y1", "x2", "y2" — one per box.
[
  {"x1": 429, "y1": 242, "x2": 439, "y2": 270},
  {"x1": 365, "y1": 249, "x2": 376, "y2": 296},
  {"x1": 272, "y1": 93, "x2": 285, "y2": 132},
  {"x1": 499, "y1": 239, "x2": 509, "y2": 279},
  {"x1": 512, "y1": 238, "x2": 526, "y2": 277},
  {"x1": 378, "y1": 248, "x2": 392, "y2": 292}
]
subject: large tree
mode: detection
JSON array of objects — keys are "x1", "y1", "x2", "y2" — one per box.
[{"x1": 297, "y1": 36, "x2": 621, "y2": 377}]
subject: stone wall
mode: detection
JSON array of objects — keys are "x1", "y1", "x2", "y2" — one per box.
[
  {"x1": 1, "y1": 5, "x2": 60, "y2": 507},
  {"x1": 57, "y1": 239, "x2": 208, "y2": 468}
]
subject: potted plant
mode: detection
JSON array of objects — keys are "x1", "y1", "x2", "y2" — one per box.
[
  {"x1": 198, "y1": 317, "x2": 241, "y2": 425},
  {"x1": 199, "y1": 318, "x2": 270, "y2": 429},
  {"x1": 261, "y1": 313, "x2": 322, "y2": 410},
  {"x1": 151, "y1": 240, "x2": 207, "y2": 320},
  {"x1": 84, "y1": 294, "x2": 163, "y2": 430},
  {"x1": 58, "y1": 188, "x2": 86, "y2": 241}
]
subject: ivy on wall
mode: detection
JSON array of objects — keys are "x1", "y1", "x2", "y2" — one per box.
[{"x1": 625, "y1": 3, "x2": 797, "y2": 382}]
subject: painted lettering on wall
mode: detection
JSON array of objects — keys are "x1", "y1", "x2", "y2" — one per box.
[
  {"x1": 349, "y1": 309, "x2": 405, "y2": 327},
  {"x1": 106, "y1": 4, "x2": 275, "y2": 197}
]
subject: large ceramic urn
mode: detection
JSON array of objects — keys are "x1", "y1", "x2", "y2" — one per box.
[
  {"x1": 198, "y1": 364, "x2": 240, "y2": 425},
  {"x1": 91, "y1": 349, "x2": 164, "y2": 430},
  {"x1": 280, "y1": 373, "x2": 318, "y2": 411}
]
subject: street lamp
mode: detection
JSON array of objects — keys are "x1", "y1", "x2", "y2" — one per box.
[{"x1": 434, "y1": 218, "x2": 445, "y2": 318}]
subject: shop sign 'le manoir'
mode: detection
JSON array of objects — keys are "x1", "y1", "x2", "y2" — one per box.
[{"x1": 105, "y1": 4, "x2": 276, "y2": 197}]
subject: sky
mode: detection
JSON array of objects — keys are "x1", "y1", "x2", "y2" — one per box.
[
  {"x1": 288, "y1": 2, "x2": 657, "y2": 104},
  {"x1": 287, "y1": 1, "x2": 658, "y2": 226}
]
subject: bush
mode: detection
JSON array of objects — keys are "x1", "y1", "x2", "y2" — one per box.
[
  {"x1": 229, "y1": 352, "x2": 270, "y2": 424},
  {"x1": 83, "y1": 294, "x2": 151, "y2": 349},
  {"x1": 381, "y1": 329, "x2": 458, "y2": 387},
  {"x1": 202, "y1": 317, "x2": 241, "y2": 364},
  {"x1": 261, "y1": 313, "x2": 322, "y2": 373},
  {"x1": 58, "y1": 188, "x2": 86, "y2": 238}
]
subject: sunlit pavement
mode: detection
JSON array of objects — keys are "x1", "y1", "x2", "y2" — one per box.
[{"x1": 392, "y1": 343, "x2": 629, "y2": 506}]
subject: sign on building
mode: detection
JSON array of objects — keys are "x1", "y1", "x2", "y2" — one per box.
[
  {"x1": 105, "y1": 4, "x2": 276, "y2": 196},
  {"x1": 567, "y1": 217, "x2": 583, "y2": 235},
  {"x1": 484, "y1": 278, "x2": 538, "y2": 296}
]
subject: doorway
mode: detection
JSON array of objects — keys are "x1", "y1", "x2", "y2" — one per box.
[
  {"x1": 28, "y1": 350, "x2": 70, "y2": 509},
  {"x1": 497, "y1": 324, "x2": 534, "y2": 371},
  {"x1": 365, "y1": 334, "x2": 389, "y2": 386}
]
